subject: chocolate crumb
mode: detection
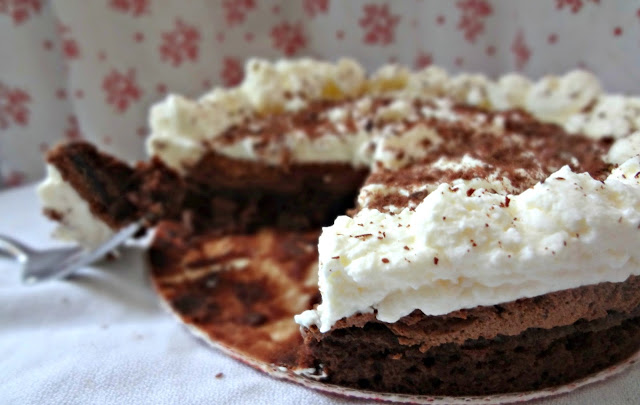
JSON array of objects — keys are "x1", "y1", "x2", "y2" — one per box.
[
  {"x1": 466, "y1": 188, "x2": 476, "y2": 197},
  {"x1": 245, "y1": 312, "x2": 267, "y2": 326},
  {"x1": 434, "y1": 257, "x2": 439, "y2": 265},
  {"x1": 404, "y1": 246, "x2": 410, "y2": 250},
  {"x1": 215, "y1": 373, "x2": 224, "y2": 379},
  {"x1": 365, "y1": 119, "x2": 374, "y2": 132},
  {"x1": 382, "y1": 258, "x2": 389, "y2": 263},
  {"x1": 331, "y1": 256, "x2": 340, "y2": 259}
]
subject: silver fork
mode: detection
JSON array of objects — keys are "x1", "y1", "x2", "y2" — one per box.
[{"x1": 0, "y1": 221, "x2": 141, "y2": 284}]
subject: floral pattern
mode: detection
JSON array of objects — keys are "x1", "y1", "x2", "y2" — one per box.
[
  {"x1": 223, "y1": 0, "x2": 256, "y2": 27},
  {"x1": 1, "y1": 0, "x2": 639, "y2": 188},
  {"x1": 108, "y1": 0, "x2": 149, "y2": 17},
  {"x1": 57, "y1": 22, "x2": 81, "y2": 60},
  {"x1": 159, "y1": 19, "x2": 201, "y2": 67},
  {"x1": 359, "y1": 3, "x2": 400, "y2": 45},
  {"x1": 0, "y1": 0, "x2": 41, "y2": 25},
  {"x1": 414, "y1": 51, "x2": 433, "y2": 69},
  {"x1": 221, "y1": 57, "x2": 244, "y2": 87},
  {"x1": 456, "y1": 0, "x2": 492, "y2": 43},
  {"x1": 102, "y1": 68, "x2": 141, "y2": 113},
  {"x1": 511, "y1": 29, "x2": 531, "y2": 71},
  {"x1": 65, "y1": 115, "x2": 83, "y2": 141},
  {"x1": 270, "y1": 21, "x2": 307, "y2": 56},
  {"x1": 0, "y1": 82, "x2": 30, "y2": 129},
  {"x1": 555, "y1": 0, "x2": 600, "y2": 14},
  {"x1": 304, "y1": 0, "x2": 330, "y2": 18}
]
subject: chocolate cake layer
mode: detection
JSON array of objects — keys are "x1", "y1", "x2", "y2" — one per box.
[
  {"x1": 45, "y1": 141, "x2": 367, "y2": 234},
  {"x1": 44, "y1": 142, "x2": 140, "y2": 228},
  {"x1": 301, "y1": 276, "x2": 640, "y2": 395},
  {"x1": 181, "y1": 151, "x2": 367, "y2": 231},
  {"x1": 302, "y1": 311, "x2": 640, "y2": 395},
  {"x1": 327, "y1": 275, "x2": 640, "y2": 352}
]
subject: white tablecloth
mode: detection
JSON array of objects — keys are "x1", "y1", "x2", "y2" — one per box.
[{"x1": 1, "y1": 184, "x2": 638, "y2": 405}]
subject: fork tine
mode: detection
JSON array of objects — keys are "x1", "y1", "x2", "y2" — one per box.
[
  {"x1": 21, "y1": 247, "x2": 84, "y2": 285},
  {"x1": 0, "y1": 234, "x2": 34, "y2": 261},
  {"x1": 23, "y1": 221, "x2": 142, "y2": 284}
]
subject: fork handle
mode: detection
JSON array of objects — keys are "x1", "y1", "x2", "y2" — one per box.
[{"x1": 0, "y1": 235, "x2": 31, "y2": 262}]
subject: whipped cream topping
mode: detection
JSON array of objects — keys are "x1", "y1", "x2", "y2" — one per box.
[
  {"x1": 296, "y1": 156, "x2": 640, "y2": 332},
  {"x1": 430, "y1": 154, "x2": 488, "y2": 172},
  {"x1": 39, "y1": 57, "x2": 640, "y2": 321},
  {"x1": 146, "y1": 58, "x2": 640, "y2": 174},
  {"x1": 564, "y1": 95, "x2": 640, "y2": 139},
  {"x1": 608, "y1": 131, "x2": 640, "y2": 164},
  {"x1": 147, "y1": 58, "x2": 366, "y2": 172}
]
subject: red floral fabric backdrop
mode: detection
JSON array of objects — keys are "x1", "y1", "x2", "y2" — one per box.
[{"x1": 1, "y1": 0, "x2": 639, "y2": 188}]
